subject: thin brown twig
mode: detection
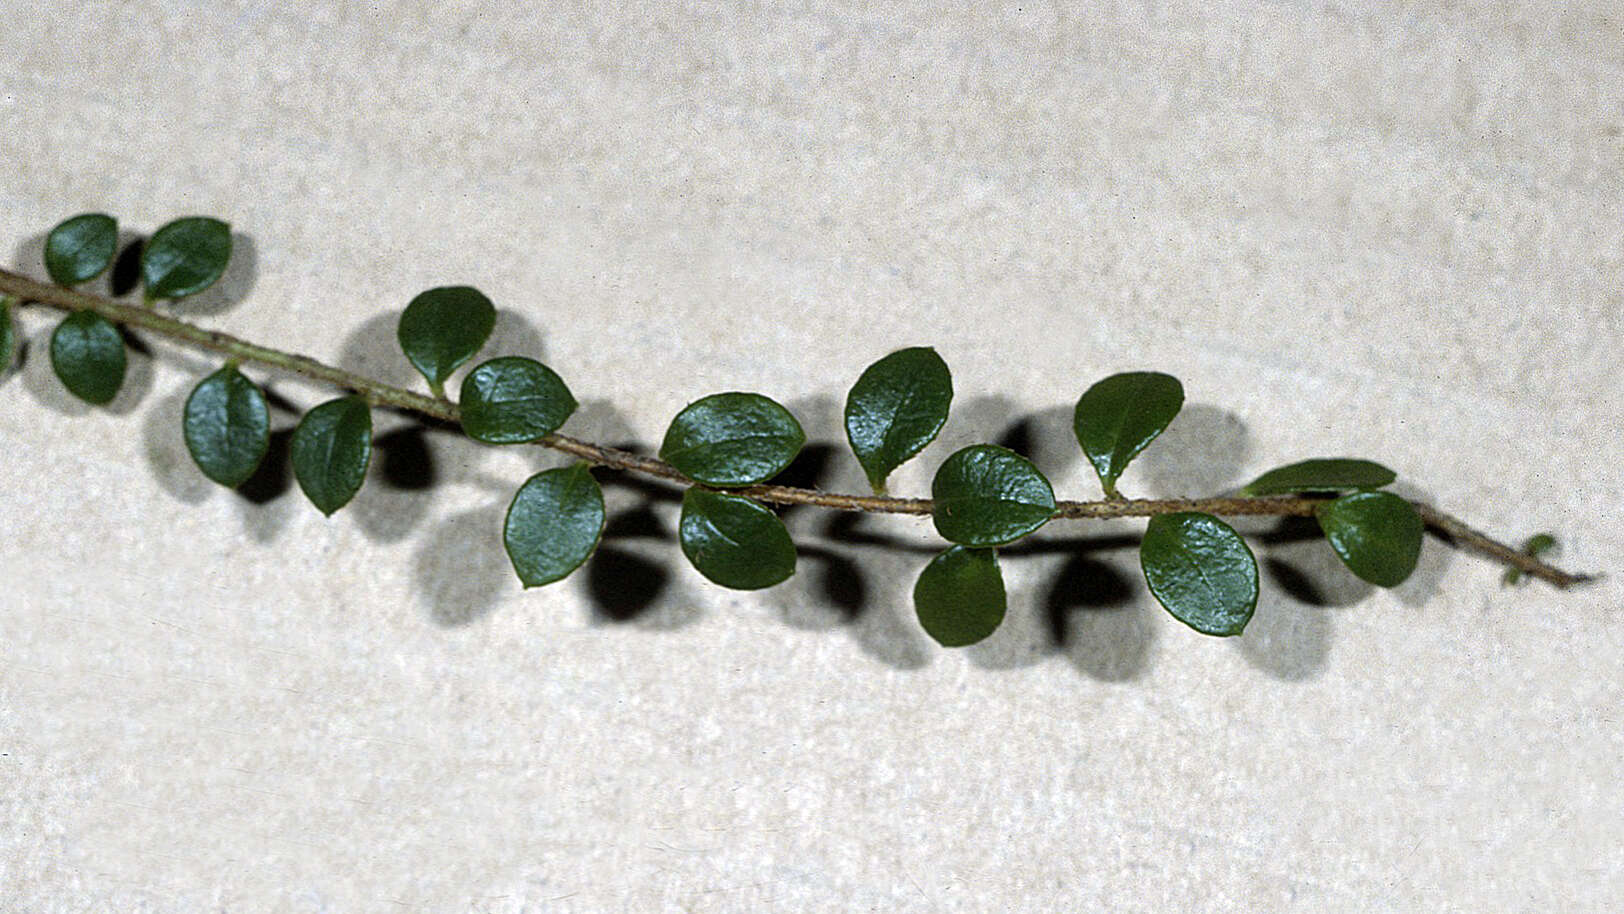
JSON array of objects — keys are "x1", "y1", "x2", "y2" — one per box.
[{"x1": 0, "y1": 266, "x2": 1594, "y2": 589}]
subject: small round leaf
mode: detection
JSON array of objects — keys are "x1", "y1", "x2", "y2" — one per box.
[
  {"x1": 184, "y1": 365, "x2": 271, "y2": 488},
  {"x1": 504, "y1": 464, "x2": 606, "y2": 587},
  {"x1": 678, "y1": 488, "x2": 796, "y2": 589},
  {"x1": 45, "y1": 213, "x2": 118, "y2": 286},
  {"x1": 459, "y1": 356, "x2": 577, "y2": 444},
  {"x1": 1073, "y1": 371, "x2": 1184, "y2": 497},
  {"x1": 1140, "y1": 512, "x2": 1258, "y2": 636},
  {"x1": 142, "y1": 217, "x2": 232, "y2": 300},
  {"x1": 913, "y1": 546, "x2": 1006, "y2": 647},
  {"x1": 1520, "y1": 532, "x2": 1558, "y2": 557},
  {"x1": 660, "y1": 392, "x2": 806, "y2": 487},
  {"x1": 290, "y1": 396, "x2": 373, "y2": 515},
  {"x1": 931, "y1": 444, "x2": 1056, "y2": 547},
  {"x1": 1314, "y1": 491, "x2": 1424, "y2": 587},
  {"x1": 1503, "y1": 533, "x2": 1558, "y2": 587},
  {"x1": 1241, "y1": 458, "x2": 1397, "y2": 496},
  {"x1": 49, "y1": 311, "x2": 126, "y2": 404},
  {"x1": 844, "y1": 346, "x2": 953, "y2": 492},
  {"x1": 397, "y1": 286, "x2": 497, "y2": 392}
]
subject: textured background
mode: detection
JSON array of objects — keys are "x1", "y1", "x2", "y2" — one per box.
[{"x1": 2, "y1": 3, "x2": 1621, "y2": 911}]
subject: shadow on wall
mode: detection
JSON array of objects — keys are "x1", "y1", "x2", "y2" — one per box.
[
  {"x1": 762, "y1": 395, "x2": 934, "y2": 670},
  {"x1": 159, "y1": 231, "x2": 259, "y2": 318},
  {"x1": 15, "y1": 226, "x2": 259, "y2": 316},
  {"x1": 132, "y1": 387, "x2": 1419, "y2": 680},
  {"x1": 1133, "y1": 402, "x2": 1252, "y2": 498},
  {"x1": 4, "y1": 227, "x2": 1446, "y2": 680}
]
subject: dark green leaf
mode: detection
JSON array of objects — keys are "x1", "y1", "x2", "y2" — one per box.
[
  {"x1": 45, "y1": 213, "x2": 118, "y2": 285},
  {"x1": 1503, "y1": 533, "x2": 1558, "y2": 586},
  {"x1": 1073, "y1": 371, "x2": 1184, "y2": 497},
  {"x1": 0, "y1": 298, "x2": 15, "y2": 373},
  {"x1": 142, "y1": 217, "x2": 232, "y2": 300},
  {"x1": 678, "y1": 488, "x2": 796, "y2": 589},
  {"x1": 290, "y1": 396, "x2": 373, "y2": 515},
  {"x1": 1139, "y1": 512, "x2": 1259, "y2": 636},
  {"x1": 397, "y1": 286, "x2": 496, "y2": 393},
  {"x1": 504, "y1": 464, "x2": 606, "y2": 587},
  {"x1": 931, "y1": 444, "x2": 1055, "y2": 547},
  {"x1": 1315, "y1": 491, "x2": 1424, "y2": 587},
  {"x1": 844, "y1": 346, "x2": 953, "y2": 492},
  {"x1": 1241, "y1": 458, "x2": 1397, "y2": 496},
  {"x1": 1522, "y1": 533, "x2": 1558, "y2": 556},
  {"x1": 49, "y1": 311, "x2": 126, "y2": 404},
  {"x1": 184, "y1": 365, "x2": 270, "y2": 487},
  {"x1": 913, "y1": 546, "x2": 1006, "y2": 647},
  {"x1": 459, "y1": 356, "x2": 577, "y2": 444},
  {"x1": 660, "y1": 392, "x2": 806, "y2": 487}
]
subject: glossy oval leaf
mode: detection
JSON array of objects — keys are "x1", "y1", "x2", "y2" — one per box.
[
  {"x1": 1073, "y1": 371, "x2": 1184, "y2": 497},
  {"x1": 931, "y1": 444, "x2": 1056, "y2": 547},
  {"x1": 184, "y1": 365, "x2": 270, "y2": 487},
  {"x1": 678, "y1": 487, "x2": 796, "y2": 589},
  {"x1": 1314, "y1": 491, "x2": 1424, "y2": 587},
  {"x1": 1140, "y1": 512, "x2": 1258, "y2": 636},
  {"x1": 844, "y1": 346, "x2": 953, "y2": 492},
  {"x1": 913, "y1": 545, "x2": 1006, "y2": 647},
  {"x1": 459, "y1": 356, "x2": 577, "y2": 444},
  {"x1": 142, "y1": 216, "x2": 232, "y2": 300},
  {"x1": 504, "y1": 463, "x2": 606, "y2": 587},
  {"x1": 660, "y1": 392, "x2": 806, "y2": 487},
  {"x1": 45, "y1": 213, "x2": 118, "y2": 285},
  {"x1": 49, "y1": 311, "x2": 126, "y2": 404},
  {"x1": 1241, "y1": 458, "x2": 1397, "y2": 496},
  {"x1": 290, "y1": 395, "x2": 373, "y2": 515},
  {"x1": 397, "y1": 286, "x2": 496, "y2": 393}
]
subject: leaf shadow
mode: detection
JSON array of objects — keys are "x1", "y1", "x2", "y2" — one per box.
[
  {"x1": 233, "y1": 424, "x2": 298, "y2": 544},
  {"x1": 1215, "y1": 512, "x2": 1350, "y2": 681},
  {"x1": 1044, "y1": 553, "x2": 1153, "y2": 682},
  {"x1": 566, "y1": 399, "x2": 701, "y2": 630},
  {"x1": 338, "y1": 311, "x2": 428, "y2": 393},
  {"x1": 6, "y1": 232, "x2": 158, "y2": 416},
  {"x1": 1386, "y1": 481, "x2": 1455, "y2": 609},
  {"x1": 164, "y1": 232, "x2": 259, "y2": 317},
  {"x1": 141, "y1": 379, "x2": 217, "y2": 504},
  {"x1": 587, "y1": 504, "x2": 678, "y2": 622},
  {"x1": 518, "y1": 393, "x2": 1349, "y2": 680},
  {"x1": 916, "y1": 399, "x2": 1144, "y2": 674},
  {"x1": 5, "y1": 229, "x2": 216, "y2": 416},
  {"x1": 337, "y1": 304, "x2": 550, "y2": 396},
  {"x1": 764, "y1": 397, "x2": 871, "y2": 628},
  {"x1": 109, "y1": 234, "x2": 145, "y2": 296},
  {"x1": 334, "y1": 304, "x2": 548, "y2": 546},
  {"x1": 968, "y1": 544, "x2": 1143, "y2": 674},
  {"x1": 1254, "y1": 516, "x2": 1373, "y2": 609},
  {"x1": 0, "y1": 313, "x2": 26, "y2": 391},
  {"x1": 1132, "y1": 402, "x2": 1252, "y2": 498},
  {"x1": 415, "y1": 502, "x2": 512, "y2": 627},
  {"x1": 348, "y1": 420, "x2": 441, "y2": 544},
  {"x1": 990, "y1": 401, "x2": 1082, "y2": 484},
  {"x1": 0, "y1": 246, "x2": 1457, "y2": 677},
  {"x1": 764, "y1": 395, "x2": 933, "y2": 668}
]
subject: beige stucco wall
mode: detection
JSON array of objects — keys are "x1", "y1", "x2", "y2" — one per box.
[{"x1": 2, "y1": 3, "x2": 1620, "y2": 910}]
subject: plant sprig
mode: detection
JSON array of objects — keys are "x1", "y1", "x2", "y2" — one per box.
[{"x1": 0, "y1": 213, "x2": 1595, "y2": 651}]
